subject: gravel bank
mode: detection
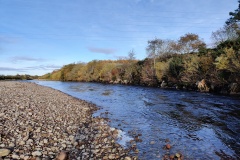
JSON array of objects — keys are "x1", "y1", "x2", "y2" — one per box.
[{"x1": 0, "y1": 81, "x2": 135, "y2": 160}]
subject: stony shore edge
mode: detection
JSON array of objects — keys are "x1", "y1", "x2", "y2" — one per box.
[{"x1": 0, "y1": 81, "x2": 135, "y2": 160}]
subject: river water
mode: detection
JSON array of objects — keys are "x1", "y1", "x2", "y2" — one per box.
[{"x1": 33, "y1": 80, "x2": 240, "y2": 160}]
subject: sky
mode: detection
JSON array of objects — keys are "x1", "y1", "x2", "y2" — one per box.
[{"x1": 0, "y1": 0, "x2": 238, "y2": 76}]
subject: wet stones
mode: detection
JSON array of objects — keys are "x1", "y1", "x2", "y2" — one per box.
[
  {"x1": 0, "y1": 82, "x2": 134, "y2": 159},
  {"x1": 166, "y1": 144, "x2": 171, "y2": 149},
  {"x1": 162, "y1": 139, "x2": 184, "y2": 160}
]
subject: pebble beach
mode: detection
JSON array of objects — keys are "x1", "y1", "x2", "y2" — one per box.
[{"x1": 0, "y1": 81, "x2": 134, "y2": 160}]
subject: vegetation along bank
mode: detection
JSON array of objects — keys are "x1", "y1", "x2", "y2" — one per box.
[{"x1": 41, "y1": 3, "x2": 240, "y2": 95}]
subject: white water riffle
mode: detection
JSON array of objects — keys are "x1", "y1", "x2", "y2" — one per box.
[{"x1": 110, "y1": 127, "x2": 133, "y2": 147}]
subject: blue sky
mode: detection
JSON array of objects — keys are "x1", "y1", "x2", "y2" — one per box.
[{"x1": 0, "y1": 0, "x2": 238, "y2": 75}]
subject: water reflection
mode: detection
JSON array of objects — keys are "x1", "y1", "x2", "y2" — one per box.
[{"x1": 33, "y1": 80, "x2": 240, "y2": 159}]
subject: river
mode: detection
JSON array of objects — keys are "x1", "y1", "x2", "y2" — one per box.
[{"x1": 32, "y1": 80, "x2": 240, "y2": 160}]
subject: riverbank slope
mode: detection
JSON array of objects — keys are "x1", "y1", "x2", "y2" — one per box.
[{"x1": 0, "y1": 81, "x2": 134, "y2": 160}]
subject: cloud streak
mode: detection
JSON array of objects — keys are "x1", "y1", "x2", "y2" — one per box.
[
  {"x1": 25, "y1": 65, "x2": 62, "y2": 70},
  {"x1": 0, "y1": 65, "x2": 61, "y2": 73},
  {"x1": 87, "y1": 47, "x2": 116, "y2": 54},
  {"x1": 0, "y1": 67, "x2": 26, "y2": 72},
  {"x1": 10, "y1": 56, "x2": 46, "y2": 63}
]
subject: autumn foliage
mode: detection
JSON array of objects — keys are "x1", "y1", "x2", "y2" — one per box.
[
  {"x1": 40, "y1": 34, "x2": 239, "y2": 93},
  {"x1": 40, "y1": 3, "x2": 240, "y2": 94}
]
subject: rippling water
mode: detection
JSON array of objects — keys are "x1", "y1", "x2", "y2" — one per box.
[{"x1": 33, "y1": 80, "x2": 240, "y2": 159}]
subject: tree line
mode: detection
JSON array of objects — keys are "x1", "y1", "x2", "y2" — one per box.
[
  {"x1": 40, "y1": 2, "x2": 240, "y2": 94},
  {"x1": 0, "y1": 74, "x2": 39, "y2": 80}
]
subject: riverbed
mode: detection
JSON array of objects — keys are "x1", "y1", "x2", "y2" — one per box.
[
  {"x1": 34, "y1": 80, "x2": 240, "y2": 160},
  {"x1": 0, "y1": 81, "x2": 134, "y2": 159}
]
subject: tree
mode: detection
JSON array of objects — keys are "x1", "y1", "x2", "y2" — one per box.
[
  {"x1": 128, "y1": 49, "x2": 136, "y2": 60},
  {"x1": 168, "y1": 40, "x2": 181, "y2": 54},
  {"x1": 51, "y1": 70, "x2": 62, "y2": 80},
  {"x1": 178, "y1": 33, "x2": 206, "y2": 54},
  {"x1": 226, "y1": 0, "x2": 240, "y2": 25},
  {"x1": 180, "y1": 54, "x2": 200, "y2": 82},
  {"x1": 60, "y1": 63, "x2": 75, "y2": 81},
  {"x1": 226, "y1": 0, "x2": 240, "y2": 36},
  {"x1": 156, "y1": 39, "x2": 177, "y2": 57},
  {"x1": 147, "y1": 39, "x2": 176, "y2": 58},
  {"x1": 155, "y1": 60, "x2": 170, "y2": 81},
  {"x1": 99, "y1": 62, "x2": 116, "y2": 82},
  {"x1": 146, "y1": 38, "x2": 162, "y2": 68},
  {"x1": 168, "y1": 56, "x2": 184, "y2": 80},
  {"x1": 211, "y1": 25, "x2": 239, "y2": 46},
  {"x1": 140, "y1": 59, "x2": 157, "y2": 86},
  {"x1": 67, "y1": 63, "x2": 85, "y2": 81},
  {"x1": 146, "y1": 38, "x2": 177, "y2": 77},
  {"x1": 123, "y1": 62, "x2": 141, "y2": 84},
  {"x1": 215, "y1": 47, "x2": 240, "y2": 73}
]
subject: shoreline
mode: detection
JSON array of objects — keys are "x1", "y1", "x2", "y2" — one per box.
[
  {"x1": 36, "y1": 79, "x2": 240, "y2": 98},
  {"x1": 0, "y1": 81, "x2": 135, "y2": 160}
]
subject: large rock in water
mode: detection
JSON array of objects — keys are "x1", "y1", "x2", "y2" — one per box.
[
  {"x1": 197, "y1": 79, "x2": 209, "y2": 92},
  {"x1": 161, "y1": 80, "x2": 168, "y2": 88},
  {"x1": 229, "y1": 83, "x2": 240, "y2": 94}
]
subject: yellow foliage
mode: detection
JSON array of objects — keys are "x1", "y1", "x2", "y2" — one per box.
[
  {"x1": 155, "y1": 60, "x2": 170, "y2": 80},
  {"x1": 99, "y1": 63, "x2": 116, "y2": 81},
  {"x1": 51, "y1": 70, "x2": 62, "y2": 80},
  {"x1": 77, "y1": 65, "x2": 88, "y2": 81},
  {"x1": 198, "y1": 56, "x2": 214, "y2": 73},
  {"x1": 215, "y1": 56, "x2": 229, "y2": 70},
  {"x1": 182, "y1": 54, "x2": 200, "y2": 74},
  {"x1": 215, "y1": 47, "x2": 240, "y2": 72}
]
